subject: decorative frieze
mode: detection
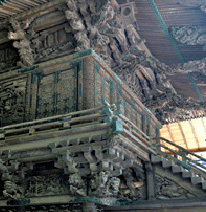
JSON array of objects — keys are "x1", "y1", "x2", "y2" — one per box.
[
  {"x1": 155, "y1": 175, "x2": 196, "y2": 200},
  {"x1": 25, "y1": 174, "x2": 69, "y2": 197}
]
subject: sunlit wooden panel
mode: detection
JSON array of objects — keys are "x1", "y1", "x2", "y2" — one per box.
[
  {"x1": 169, "y1": 123, "x2": 185, "y2": 146},
  {"x1": 178, "y1": 121, "x2": 197, "y2": 150},
  {"x1": 202, "y1": 117, "x2": 206, "y2": 131},
  {"x1": 160, "y1": 117, "x2": 206, "y2": 153},
  {"x1": 160, "y1": 125, "x2": 172, "y2": 141},
  {"x1": 191, "y1": 118, "x2": 205, "y2": 149}
]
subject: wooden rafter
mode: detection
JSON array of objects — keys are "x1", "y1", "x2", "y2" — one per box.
[{"x1": 0, "y1": 0, "x2": 51, "y2": 20}]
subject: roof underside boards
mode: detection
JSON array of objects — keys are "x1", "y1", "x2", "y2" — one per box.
[
  {"x1": 167, "y1": 73, "x2": 206, "y2": 102},
  {"x1": 0, "y1": 0, "x2": 51, "y2": 20},
  {"x1": 160, "y1": 117, "x2": 206, "y2": 153},
  {"x1": 134, "y1": 0, "x2": 180, "y2": 66},
  {"x1": 134, "y1": 0, "x2": 206, "y2": 66}
]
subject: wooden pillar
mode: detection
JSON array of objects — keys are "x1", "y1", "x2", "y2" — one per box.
[{"x1": 83, "y1": 57, "x2": 95, "y2": 109}]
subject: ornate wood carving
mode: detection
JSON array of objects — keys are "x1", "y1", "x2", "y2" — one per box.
[
  {"x1": 169, "y1": 25, "x2": 206, "y2": 50},
  {"x1": 8, "y1": 18, "x2": 34, "y2": 68},
  {"x1": 0, "y1": 79, "x2": 26, "y2": 126},
  {"x1": 155, "y1": 174, "x2": 196, "y2": 200}
]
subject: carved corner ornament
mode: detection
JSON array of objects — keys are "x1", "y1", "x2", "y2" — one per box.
[{"x1": 8, "y1": 18, "x2": 34, "y2": 68}]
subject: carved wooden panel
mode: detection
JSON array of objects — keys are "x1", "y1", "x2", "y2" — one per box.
[
  {"x1": 34, "y1": 30, "x2": 75, "y2": 62},
  {"x1": 37, "y1": 74, "x2": 55, "y2": 118},
  {"x1": 36, "y1": 68, "x2": 77, "y2": 118},
  {"x1": 25, "y1": 174, "x2": 69, "y2": 197},
  {"x1": 30, "y1": 15, "x2": 75, "y2": 62},
  {"x1": 56, "y1": 69, "x2": 77, "y2": 114},
  {"x1": 0, "y1": 78, "x2": 27, "y2": 126}
]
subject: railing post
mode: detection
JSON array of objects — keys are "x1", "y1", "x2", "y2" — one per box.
[{"x1": 180, "y1": 151, "x2": 187, "y2": 162}]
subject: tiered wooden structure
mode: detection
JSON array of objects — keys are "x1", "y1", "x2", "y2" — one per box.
[
  {"x1": 0, "y1": 0, "x2": 206, "y2": 211},
  {"x1": 0, "y1": 49, "x2": 161, "y2": 211}
]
